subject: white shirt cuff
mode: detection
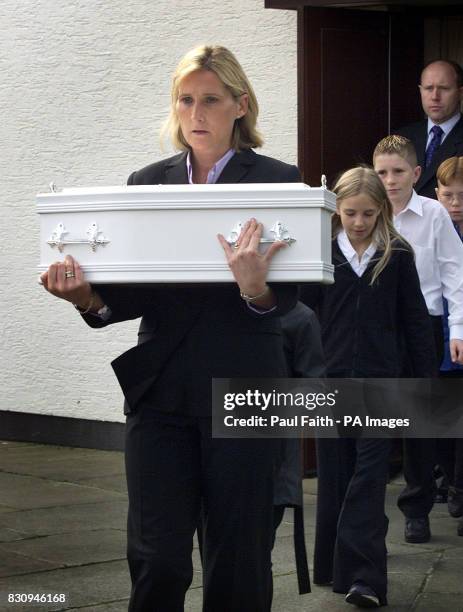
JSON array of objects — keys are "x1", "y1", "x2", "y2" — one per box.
[{"x1": 449, "y1": 324, "x2": 463, "y2": 341}]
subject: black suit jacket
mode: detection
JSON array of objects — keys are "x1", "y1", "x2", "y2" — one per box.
[
  {"x1": 396, "y1": 115, "x2": 463, "y2": 199},
  {"x1": 85, "y1": 149, "x2": 300, "y2": 415}
]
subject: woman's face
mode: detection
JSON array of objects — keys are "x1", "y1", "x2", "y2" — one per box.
[{"x1": 176, "y1": 69, "x2": 248, "y2": 159}]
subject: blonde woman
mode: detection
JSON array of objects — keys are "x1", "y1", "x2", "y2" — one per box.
[
  {"x1": 301, "y1": 166, "x2": 435, "y2": 608},
  {"x1": 41, "y1": 45, "x2": 300, "y2": 611}
]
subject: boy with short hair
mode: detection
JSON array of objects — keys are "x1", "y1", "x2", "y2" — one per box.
[
  {"x1": 435, "y1": 157, "x2": 463, "y2": 535},
  {"x1": 373, "y1": 135, "x2": 463, "y2": 544}
]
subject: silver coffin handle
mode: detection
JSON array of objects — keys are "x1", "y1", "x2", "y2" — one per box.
[
  {"x1": 47, "y1": 222, "x2": 110, "y2": 253},
  {"x1": 226, "y1": 221, "x2": 296, "y2": 248}
]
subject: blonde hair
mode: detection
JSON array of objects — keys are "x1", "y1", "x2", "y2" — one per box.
[
  {"x1": 373, "y1": 135, "x2": 418, "y2": 168},
  {"x1": 436, "y1": 156, "x2": 463, "y2": 185},
  {"x1": 332, "y1": 166, "x2": 411, "y2": 284},
  {"x1": 162, "y1": 45, "x2": 263, "y2": 152}
]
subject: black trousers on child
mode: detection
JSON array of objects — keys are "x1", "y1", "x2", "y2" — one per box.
[
  {"x1": 125, "y1": 409, "x2": 280, "y2": 612},
  {"x1": 398, "y1": 314, "x2": 443, "y2": 519},
  {"x1": 436, "y1": 370, "x2": 463, "y2": 492},
  {"x1": 314, "y1": 437, "x2": 391, "y2": 606}
]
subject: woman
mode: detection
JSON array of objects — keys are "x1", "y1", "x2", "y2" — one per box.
[{"x1": 41, "y1": 45, "x2": 300, "y2": 612}]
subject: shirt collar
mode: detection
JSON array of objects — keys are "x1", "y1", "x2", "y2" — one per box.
[
  {"x1": 398, "y1": 189, "x2": 424, "y2": 217},
  {"x1": 427, "y1": 112, "x2": 461, "y2": 139},
  {"x1": 186, "y1": 148, "x2": 235, "y2": 184},
  {"x1": 337, "y1": 229, "x2": 377, "y2": 262}
]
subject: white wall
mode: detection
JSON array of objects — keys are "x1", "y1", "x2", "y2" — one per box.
[{"x1": 0, "y1": 0, "x2": 298, "y2": 423}]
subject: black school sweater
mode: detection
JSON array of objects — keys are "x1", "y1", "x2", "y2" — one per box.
[{"x1": 301, "y1": 240, "x2": 436, "y2": 378}]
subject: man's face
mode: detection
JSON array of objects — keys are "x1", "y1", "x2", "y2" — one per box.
[{"x1": 419, "y1": 62, "x2": 463, "y2": 124}]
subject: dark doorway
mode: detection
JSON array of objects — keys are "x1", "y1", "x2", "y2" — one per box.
[
  {"x1": 297, "y1": 7, "x2": 425, "y2": 187},
  {"x1": 298, "y1": 7, "x2": 389, "y2": 187}
]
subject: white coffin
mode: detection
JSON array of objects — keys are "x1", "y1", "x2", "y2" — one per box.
[{"x1": 37, "y1": 183, "x2": 335, "y2": 283}]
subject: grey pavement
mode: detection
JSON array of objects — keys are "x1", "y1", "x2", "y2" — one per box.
[{"x1": 1, "y1": 440, "x2": 462, "y2": 611}]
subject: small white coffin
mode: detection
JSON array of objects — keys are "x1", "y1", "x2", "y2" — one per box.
[{"x1": 37, "y1": 183, "x2": 335, "y2": 283}]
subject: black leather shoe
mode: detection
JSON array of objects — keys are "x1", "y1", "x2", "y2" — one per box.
[
  {"x1": 345, "y1": 582, "x2": 380, "y2": 608},
  {"x1": 448, "y1": 486, "x2": 463, "y2": 518},
  {"x1": 405, "y1": 517, "x2": 431, "y2": 543}
]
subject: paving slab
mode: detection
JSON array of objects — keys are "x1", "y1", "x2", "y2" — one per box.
[
  {"x1": 274, "y1": 580, "x2": 339, "y2": 612},
  {"x1": 0, "y1": 473, "x2": 124, "y2": 510},
  {"x1": 183, "y1": 585, "x2": 204, "y2": 611},
  {"x1": 0, "y1": 443, "x2": 124, "y2": 483},
  {"x1": 1, "y1": 441, "x2": 462, "y2": 611},
  {"x1": 302, "y1": 477, "x2": 318, "y2": 496},
  {"x1": 273, "y1": 534, "x2": 309, "y2": 579},
  {"x1": 424, "y1": 549, "x2": 463, "y2": 593},
  {"x1": 0, "y1": 500, "x2": 128, "y2": 537},
  {"x1": 0, "y1": 529, "x2": 126, "y2": 569},
  {"x1": 65, "y1": 602, "x2": 129, "y2": 611},
  {"x1": 0, "y1": 547, "x2": 61, "y2": 578},
  {"x1": 76, "y1": 474, "x2": 127, "y2": 494},
  {"x1": 414, "y1": 593, "x2": 463, "y2": 611},
  {"x1": 0, "y1": 506, "x2": 16, "y2": 515},
  {"x1": 387, "y1": 550, "x2": 437, "y2": 576},
  {"x1": 0, "y1": 527, "x2": 28, "y2": 543},
  {"x1": 0, "y1": 442, "x2": 35, "y2": 449},
  {"x1": 0, "y1": 560, "x2": 130, "y2": 611}
]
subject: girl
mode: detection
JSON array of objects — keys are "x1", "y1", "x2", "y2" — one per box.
[{"x1": 301, "y1": 166, "x2": 436, "y2": 608}]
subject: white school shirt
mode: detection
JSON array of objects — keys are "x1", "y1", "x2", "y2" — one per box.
[
  {"x1": 337, "y1": 230, "x2": 377, "y2": 277},
  {"x1": 393, "y1": 190, "x2": 463, "y2": 340}
]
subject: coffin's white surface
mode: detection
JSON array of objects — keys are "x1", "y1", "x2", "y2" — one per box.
[{"x1": 37, "y1": 183, "x2": 335, "y2": 283}]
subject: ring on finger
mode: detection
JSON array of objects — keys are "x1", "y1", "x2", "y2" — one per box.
[{"x1": 65, "y1": 270, "x2": 75, "y2": 279}]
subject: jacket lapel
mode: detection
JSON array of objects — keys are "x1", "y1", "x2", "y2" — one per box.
[
  {"x1": 417, "y1": 116, "x2": 463, "y2": 192},
  {"x1": 162, "y1": 149, "x2": 256, "y2": 184},
  {"x1": 216, "y1": 149, "x2": 255, "y2": 183},
  {"x1": 164, "y1": 152, "x2": 189, "y2": 184}
]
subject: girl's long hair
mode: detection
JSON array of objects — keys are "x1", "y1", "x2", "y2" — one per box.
[{"x1": 332, "y1": 166, "x2": 412, "y2": 284}]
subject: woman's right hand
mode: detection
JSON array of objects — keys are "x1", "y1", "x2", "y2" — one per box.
[{"x1": 40, "y1": 254, "x2": 93, "y2": 310}]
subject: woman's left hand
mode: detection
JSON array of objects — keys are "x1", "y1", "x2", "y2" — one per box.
[{"x1": 217, "y1": 218, "x2": 287, "y2": 307}]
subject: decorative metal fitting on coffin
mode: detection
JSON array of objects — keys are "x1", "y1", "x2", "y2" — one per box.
[
  {"x1": 47, "y1": 222, "x2": 110, "y2": 253},
  {"x1": 226, "y1": 221, "x2": 296, "y2": 247}
]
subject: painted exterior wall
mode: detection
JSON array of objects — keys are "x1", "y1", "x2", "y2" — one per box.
[{"x1": 1, "y1": 0, "x2": 298, "y2": 423}]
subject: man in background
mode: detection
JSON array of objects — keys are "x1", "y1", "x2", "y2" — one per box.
[{"x1": 397, "y1": 59, "x2": 463, "y2": 200}]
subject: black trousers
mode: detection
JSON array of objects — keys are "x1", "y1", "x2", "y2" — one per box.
[
  {"x1": 125, "y1": 409, "x2": 280, "y2": 612},
  {"x1": 436, "y1": 370, "x2": 463, "y2": 490},
  {"x1": 314, "y1": 438, "x2": 391, "y2": 605},
  {"x1": 398, "y1": 314, "x2": 443, "y2": 519}
]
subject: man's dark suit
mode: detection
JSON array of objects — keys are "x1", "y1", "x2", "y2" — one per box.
[
  {"x1": 396, "y1": 115, "x2": 463, "y2": 199},
  {"x1": 84, "y1": 149, "x2": 300, "y2": 612}
]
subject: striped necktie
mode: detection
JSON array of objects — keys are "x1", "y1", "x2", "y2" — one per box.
[{"x1": 425, "y1": 125, "x2": 444, "y2": 168}]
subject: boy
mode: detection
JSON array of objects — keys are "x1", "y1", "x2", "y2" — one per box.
[
  {"x1": 435, "y1": 157, "x2": 463, "y2": 536},
  {"x1": 373, "y1": 135, "x2": 463, "y2": 544}
]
